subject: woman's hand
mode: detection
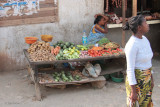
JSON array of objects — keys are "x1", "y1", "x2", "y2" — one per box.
[
  {"x1": 94, "y1": 14, "x2": 102, "y2": 18},
  {"x1": 130, "y1": 85, "x2": 138, "y2": 103},
  {"x1": 130, "y1": 91, "x2": 138, "y2": 103}
]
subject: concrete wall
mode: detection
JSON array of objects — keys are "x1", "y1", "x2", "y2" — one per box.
[
  {"x1": 0, "y1": 0, "x2": 104, "y2": 71},
  {"x1": 0, "y1": 0, "x2": 160, "y2": 71}
]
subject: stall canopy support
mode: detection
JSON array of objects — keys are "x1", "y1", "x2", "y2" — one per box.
[
  {"x1": 122, "y1": 0, "x2": 126, "y2": 48},
  {"x1": 132, "y1": 0, "x2": 137, "y2": 16}
]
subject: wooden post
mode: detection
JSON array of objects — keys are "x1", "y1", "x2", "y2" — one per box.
[
  {"x1": 132, "y1": 0, "x2": 137, "y2": 16},
  {"x1": 122, "y1": 0, "x2": 126, "y2": 48},
  {"x1": 31, "y1": 65, "x2": 42, "y2": 101}
]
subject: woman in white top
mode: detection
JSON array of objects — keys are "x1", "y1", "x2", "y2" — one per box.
[{"x1": 123, "y1": 15, "x2": 154, "y2": 107}]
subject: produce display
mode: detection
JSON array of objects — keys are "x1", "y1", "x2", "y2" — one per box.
[
  {"x1": 76, "y1": 45, "x2": 88, "y2": 51},
  {"x1": 104, "y1": 42, "x2": 120, "y2": 49},
  {"x1": 79, "y1": 51, "x2": 90, "y2": 58},
  {"x1": 88, "y1": 49, "x2": 108, "y2": 57},
  {"x1": 91, "y1": 46, "x2": 104, "y2": 51},
  {"x1": 52, "y1": 70, "x2": 84, "y2": 82},
  {"x1": 97, "y1": 38, "x2": 110, "y2": 46},
  {"x1": 26, "y1": 37, "x2": 124, "y2": 62},
  {"x1": 53, "y1": 41, "x2": 76, "y2": 50},
  {"x1": 56, "y1": 47, "x2": 80, "y2": 60},
  {"x1": 88, "y1": 48, "x2": 123, "y2": 57},
  {"x1": 51, "y1": 46, "x2": 61, "y2": 56},
  {"x1": 70, "y1": 70, "x2": 87, "y2": 79},
  {"x1": 28, "y1": 41, "x2": 56, "y2": 61},
  {"x1": 63, "y1": 48, "x2": 80, "y2": 59}
]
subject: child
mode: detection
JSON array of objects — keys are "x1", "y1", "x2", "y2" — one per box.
[{"x1": 87, "y1": 14, "x2": 109, "y2": 45}]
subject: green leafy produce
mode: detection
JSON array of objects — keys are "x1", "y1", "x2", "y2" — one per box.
[{"x1": 98, "y1": 38, "x2": 110, "y2": 46}]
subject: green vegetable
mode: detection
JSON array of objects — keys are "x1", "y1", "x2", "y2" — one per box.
[
  {"x1": 74, "y1": 75, "x2": 82, "y2": 81},
  {"x1": 98, "y1": 38, "x2": 110, "y2": 46}
]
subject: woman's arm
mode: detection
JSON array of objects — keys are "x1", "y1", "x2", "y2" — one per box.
[
  {"x1": 125, "y1": 43, "x2": 138, "y2": 102},
  {"x1": 95, "y1": 14, "x2": 109, "y2": 22},
  {"x1": 101, "y1": 14, "x2": 110, "y2": 22},
  {"x1": 95, "y1": 23, "x2": 108, "y2": 34}
]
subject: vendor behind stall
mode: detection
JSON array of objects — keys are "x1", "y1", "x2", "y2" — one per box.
[{"x1": 87, "y1": 14, "x2": 109, "y2": 45}]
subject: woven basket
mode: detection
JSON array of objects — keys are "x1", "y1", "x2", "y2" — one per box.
[
  {"x1": 41, "y1": 35, "x2": 53, "y2": 42},
  {"x1": 104, "y1": 42, "x2": 120, "y2": 49},
  {"x1": 25, "y1": 37, "x2": 38, "y2": 44}
]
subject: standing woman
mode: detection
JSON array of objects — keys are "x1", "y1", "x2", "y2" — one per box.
[{"x1": 123, "y1": 15, "x2": 154, "y2": 107}]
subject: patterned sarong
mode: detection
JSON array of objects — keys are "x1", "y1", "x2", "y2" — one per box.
[{"x1": 126, "y1": 68, "x2": 153, "y2": 107}]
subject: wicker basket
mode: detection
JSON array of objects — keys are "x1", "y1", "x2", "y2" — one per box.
[
  {"x1": 104, "y1": 42, "x2": 120, "y2": 49},
  {"x1": 25, "y1": 37, "x2": 38, "y2": 44},
  {"x1": 41, "y1": 35, "x2": 53, "y2": 42}
]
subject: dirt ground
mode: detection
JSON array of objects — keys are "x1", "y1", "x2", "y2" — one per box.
[{"x1": 0, "y1": 57, "x2": 160, "y2": 107}]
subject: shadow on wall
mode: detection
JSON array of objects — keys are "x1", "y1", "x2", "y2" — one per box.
[{"x1": 0, "y1": 52, "x2": 17, "y2": 72}]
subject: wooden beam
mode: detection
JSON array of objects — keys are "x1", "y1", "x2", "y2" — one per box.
[
  {"x1": 122, "y1": 0, "x2": 126, "y2": 48},
  {"x1": 132, "y1": 0, "x2": 137, "y2": 16}
]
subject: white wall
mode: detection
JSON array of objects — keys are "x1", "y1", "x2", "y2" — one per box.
[{"x1": 0, "y1": 0, "x2": 104, "y2": 70}]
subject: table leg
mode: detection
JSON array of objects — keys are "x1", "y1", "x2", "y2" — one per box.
[{"x1": 31, "y1": 65, "x2": 42, "y2": 101}]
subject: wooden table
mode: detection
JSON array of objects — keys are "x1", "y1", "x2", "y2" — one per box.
[{"x1": 24, "y1": 49, "x2": 126, "y2": 101}]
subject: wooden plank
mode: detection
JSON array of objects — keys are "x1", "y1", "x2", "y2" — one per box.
[
  {"x1": 122, "y1": 0, "x2": 126, "y2": 48},
  {"x1": 0, "y1": 16, "x2": 58, "y2": 27},
  {"x1": 39, "y1": 76, "x2": 106, "y2": 85},
  {"x1": 107, "y1": 23, "x2": 122, "y2": 28},
  {"x1": 100, "y1": 63, "x2": 124, "y2": 75},
  {"x1": 41, "y1": 0, "x2": 54, "y2": 4},
  {"x1": 132, "y1": 0, "x2": 137, "y2": 16},
  {"x1": 24, "y1": 49, "x2": 125, "y2": 65},
  {"x1": 0, "y1": 0, "x2": 58, "y2": 27},
  {"x1": 147, "y1": 20, "x2": 160, "y2": 24},
  {"x1": 107, "y1": 20, "x2": 160, "y2": 28},
  {"x1": 0, "y1": 8, "x2": 57, "y2": 21}
]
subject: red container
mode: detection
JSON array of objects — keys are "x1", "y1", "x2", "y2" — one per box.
[{"x1": 25, "y1": 37, "x2": 38, "y2": 44}]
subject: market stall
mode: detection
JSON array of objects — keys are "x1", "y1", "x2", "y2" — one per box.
[{"x1": 24, "y1": 36, "x2": 126, "y2": 101}]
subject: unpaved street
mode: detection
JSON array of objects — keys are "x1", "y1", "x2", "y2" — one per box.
[{"x1": 0, "y1": 57, "x2": 160, "y2": 107}]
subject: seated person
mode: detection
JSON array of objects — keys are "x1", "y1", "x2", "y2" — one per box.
[{"x1": 87, "y1": 14, "x2": 109, "y2": 45}]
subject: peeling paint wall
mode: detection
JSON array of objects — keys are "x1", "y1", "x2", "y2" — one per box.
[
  {"x1": 0, "y1": 0, "x2": 160, "y2": 71},
  {"x1": 0, "y1": 0, "x2": 104, "y2": 70}
]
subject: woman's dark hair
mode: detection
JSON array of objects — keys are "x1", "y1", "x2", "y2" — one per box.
[
  {"x1": 122, "y1": 15, "x2": 145, "y2": 34},
  {"x1": 94, "y1": 16, "x2": 103, "y2": 24}
]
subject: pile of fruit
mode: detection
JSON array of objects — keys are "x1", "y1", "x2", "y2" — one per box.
[
  {"x1": 63, "y1": 47, "x2": 80, "y2": 59},
  {"x1": 53, "y1": 41, "x2": 76, "y2": 50},
  {"x1": 51, "y1": 46, "x2": 61, "y2": 56},
  {"x1": 28, "y1": 41, "x2": 56, "y2": 61},
  {"x1": 56, "y1": 47, "x2": 80, "y2": 60},
  {"x1": 88, "y1": 48, "x2": 123, "y2": 57},
  {"x1": 27, "y1": 39, "x2": 124, "y2": 61},
  {"x1": 76, "y1": 45, "x2": 88, "y2": 51},
  {"x1": 52, "y1": 71, "x2": 83, "y2": 82}
]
